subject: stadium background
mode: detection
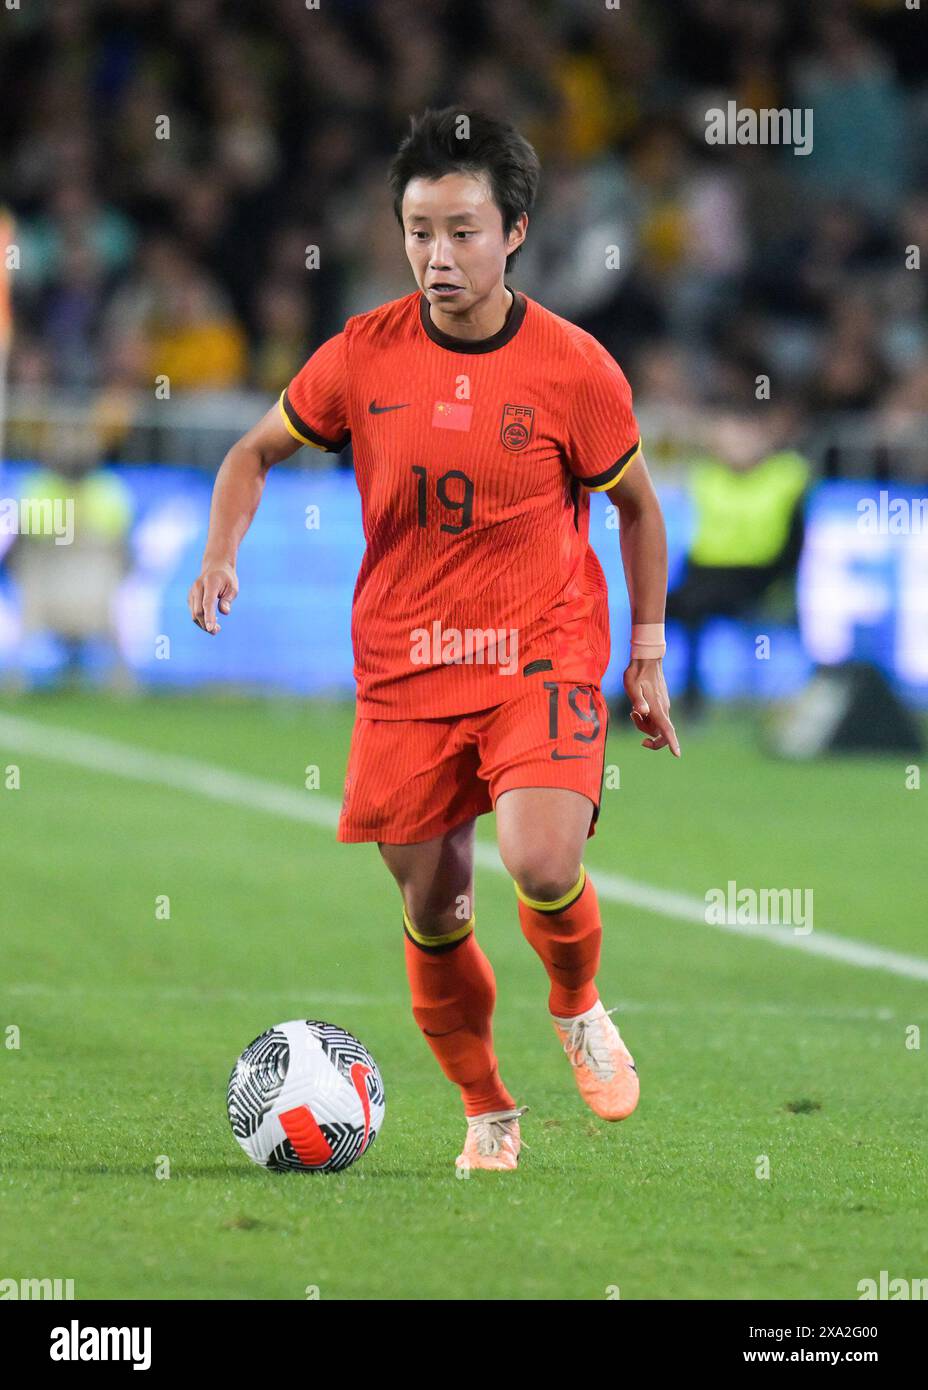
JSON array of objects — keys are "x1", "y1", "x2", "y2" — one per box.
[
  {"x1": 1, "y1": 0, "x2": 927, "y2": 703},
  {"x1": 1, "y1": 0, "x2": 926, "y2": 1304}
]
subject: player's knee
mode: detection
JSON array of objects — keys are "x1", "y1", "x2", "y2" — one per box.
[{"x1": 509, "y1": 856, "x2": 582, "y2": 906}]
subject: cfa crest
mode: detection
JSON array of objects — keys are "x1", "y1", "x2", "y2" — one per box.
[{"x1": 500, "y1": 404, "x2": 534, "y2": 452}]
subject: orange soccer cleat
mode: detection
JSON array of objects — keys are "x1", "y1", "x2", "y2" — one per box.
[
  {"x1": 454, "y1": 1106, "x2": 529, "y2": 1172},
  {"x1": 552, "y1": 1001, "x2": 640, "y2": 1121}
]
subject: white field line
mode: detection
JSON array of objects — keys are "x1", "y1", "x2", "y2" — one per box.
[
  {"x1": 1, "y1": 711, "x2": 926, "y2": 984},
  {"x1": 0, "y1": 980, "x2": 904, "y2": 1021}
]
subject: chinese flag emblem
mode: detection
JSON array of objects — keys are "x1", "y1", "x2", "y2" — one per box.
[{"x1": 432, "y1": 401, "x2": 473, "y2": 431}]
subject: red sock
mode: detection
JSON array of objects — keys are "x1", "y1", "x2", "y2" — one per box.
[
  {"x1": 516, "y1": 865, "x2": 601, "y2": 1017},
  {"x1": 403, "y1": 912, "x2": 515, "y2": 1117}
]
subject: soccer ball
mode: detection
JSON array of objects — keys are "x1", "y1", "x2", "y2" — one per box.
[{"x1": 227, "y1": 1020, "x2": 385, "y2": 1173}]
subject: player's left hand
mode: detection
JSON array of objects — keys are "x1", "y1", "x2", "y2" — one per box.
[{"x1": 624, "y1": 658, "x2": 681, "y2": 757}]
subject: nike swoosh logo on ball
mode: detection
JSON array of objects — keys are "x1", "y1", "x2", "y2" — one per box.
[{"x1": 350, "y1": 1062, "x2": 373, "y2": 1150}]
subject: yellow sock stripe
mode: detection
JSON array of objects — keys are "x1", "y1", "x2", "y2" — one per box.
[
  {"x1": 403, "y1": 906, "x2": 475, "y2": 948},
  {"x1": 514, "y1": 863, "x2": 586, "y2": 913}
]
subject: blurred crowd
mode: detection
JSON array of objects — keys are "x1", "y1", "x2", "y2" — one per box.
[{"x1": 2, "y1": 0, "x2": 928, "y2": 464}]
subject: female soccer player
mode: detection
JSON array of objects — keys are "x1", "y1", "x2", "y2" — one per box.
[{"x1": 189, "y1": 108, "x2": 680, "y2": 1172}]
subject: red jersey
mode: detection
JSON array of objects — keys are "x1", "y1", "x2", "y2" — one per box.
[{"x1": 279, "y1": 289, "x2": 641, "y2": 719}]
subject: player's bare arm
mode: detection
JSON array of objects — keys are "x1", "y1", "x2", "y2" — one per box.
[
  {"x1": 188, "y1": 404, "x2": 303, "y2": 634},
  {"x1": 606, "y1": 452, "x2": 681, "y2": 758}
]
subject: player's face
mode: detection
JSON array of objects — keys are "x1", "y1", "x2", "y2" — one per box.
[{"x1": 402, "y1": 172, "x2": 526, "y2": 312}]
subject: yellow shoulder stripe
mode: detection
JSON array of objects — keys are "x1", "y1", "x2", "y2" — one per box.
[
  {"x1": 585, "y1": 440, "x2": 642, "y2": 491},
  {"x1": 278, "y1": 390, "x2": 326, "y2": 451}
]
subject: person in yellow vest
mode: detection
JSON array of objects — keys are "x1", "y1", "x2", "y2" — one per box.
[
  {"x1": 4, "y1": 427, "x2": 135, "y2": 689},
  {"x1": 667, "y1": 404, "x2": 810, "y2": 715}
]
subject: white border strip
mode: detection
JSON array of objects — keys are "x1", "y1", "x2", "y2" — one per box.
[{"x1": 1, "y1": 712, "x2": 925, "y2": 983}]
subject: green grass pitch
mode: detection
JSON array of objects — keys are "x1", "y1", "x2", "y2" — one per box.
[{"x1": 0, "y1": 689, "x2": 925, "y2": 1300}]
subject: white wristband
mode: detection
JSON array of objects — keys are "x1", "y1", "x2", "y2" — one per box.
[{"x1": 630, "y1": 623, "x2": 666, "y2": 660}]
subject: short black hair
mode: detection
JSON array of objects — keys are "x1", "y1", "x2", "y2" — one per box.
[{"x1": 388, "y1": 107, "x2": 540, "y2": 275}]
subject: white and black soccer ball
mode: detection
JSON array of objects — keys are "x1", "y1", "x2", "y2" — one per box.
[{"x1": 228, "y1": 1020, "x2": 385, "y2": 1173}]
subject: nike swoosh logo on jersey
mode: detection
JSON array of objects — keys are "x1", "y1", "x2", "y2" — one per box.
[
  {"x1": 550, "y1": 750, "x2": 590, "y2": 760},
  {"x1": 369, "y1": 400, "x2": 410, "y2": 413}
]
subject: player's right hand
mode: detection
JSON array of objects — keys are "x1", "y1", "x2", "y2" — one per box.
[{"x1": 188, "y1": 563, "x2": 238, "y2": 635}]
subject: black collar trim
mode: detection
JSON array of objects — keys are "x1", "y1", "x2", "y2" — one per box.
[{"x1": 418, "y1": 288, "x2": 527, "y2": 354}]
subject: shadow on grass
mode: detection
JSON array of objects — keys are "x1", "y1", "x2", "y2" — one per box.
[{"x1": 6, "y1": 1160, "x2": 444, "y2": 1180}]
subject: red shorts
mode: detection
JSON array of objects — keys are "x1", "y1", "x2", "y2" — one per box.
[{"x1": 337, "y1": 681, "x2": 609, "y2": 845}]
